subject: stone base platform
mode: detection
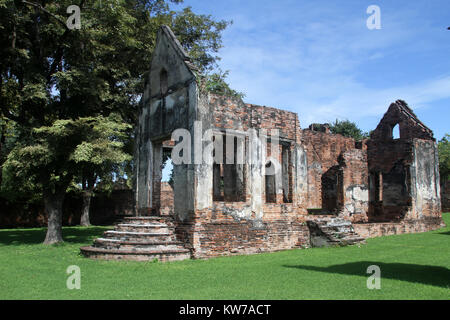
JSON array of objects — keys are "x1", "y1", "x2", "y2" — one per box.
[
  {"x1": 353, "y1": 217, "x2": 445, "y2": 238},
  {"x1": 80, "y1": 216, "x2": 191, "y2": 262}
]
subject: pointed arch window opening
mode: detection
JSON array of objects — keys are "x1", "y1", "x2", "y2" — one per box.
[
  {"x1": 160, "y1": 68, "x2": 168, "y2": 96},
  {"x1": 265, "y1": 161, "x2": 277, "y2": 203}
]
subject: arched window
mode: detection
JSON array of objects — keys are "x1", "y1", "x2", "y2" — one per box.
[
  {"x1": 392, "y1": 123, "x2": 400, "y2": 139},
  {"x1": 160, "y1": 68, "x2": 168, "y2": 95},
  {"x1": 265, "y1": 161, "x2": 276, "y2": 203}
]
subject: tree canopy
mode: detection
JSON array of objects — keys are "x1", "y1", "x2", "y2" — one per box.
[
  {"x1": 0, "y1": 0, "x2": 238, "y2": 243},
  {"x1": 329, "y1": 119, "x2": 369, "y2": 141},
  {"x1": 438, "y1": 134, "x2": 450, "y2": 183}
]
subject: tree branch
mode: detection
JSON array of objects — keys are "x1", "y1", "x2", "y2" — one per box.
[
  {"x1": 21, "y1": 0, "x2": 68, "y2": 29},
  {"x1": 45, "y1": 0, "x2": 87, "y2": 84}
]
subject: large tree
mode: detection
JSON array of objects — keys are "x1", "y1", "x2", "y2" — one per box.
[{"x1": 0, "y1": 0, "x2": 235, "y2": 243}]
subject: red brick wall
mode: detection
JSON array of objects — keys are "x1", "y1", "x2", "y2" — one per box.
[
  {"x1": 371, "y1": 101, "x2": 434, "y2": 141},
  {"x1": 354, "y1": 217, "x2": 444, "y2": 238},
  {"x1": 175, "y1": 204, "x2": 310, "y2": 259},
  {"x1": 209, "y1": 95, "x2": 299, "y2": 141},
  {"x1": 301, "y1": 129, "x2": 356, "y2": 209},
  {"x1": 366, "y1": 139, "x2": 414, "y2": 221},
  {"x1": 160, "y1": 182, "x2": 174, "y2": 216},
  {"x1": 366, "y1": 138, "x2": 441, "y2": 222}
]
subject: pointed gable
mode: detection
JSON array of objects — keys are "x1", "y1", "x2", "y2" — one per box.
[
  {"x1": 371, "y1": 100, "x2": 434, "y2": 141},
  {"x1": 147, "y1": 25, "x2": 197, "y2": 98}
]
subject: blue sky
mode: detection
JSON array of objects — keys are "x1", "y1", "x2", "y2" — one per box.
[{"x1": 171, "y1": 0, "x2": 450, "y2": 141}]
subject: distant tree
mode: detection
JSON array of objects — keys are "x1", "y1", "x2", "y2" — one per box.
[
  {"x1": 71, "y1": 115, "x2": 132, "y2": 227},
  {"x1": 329, "y1": 119, "x2": 369, "y2": 141},
  {"x1": 438, "y1": 134, "x2": 450, "y2": 183},
  {"x1": 198, "y1": 70, "x2": 245, "y2": 99}
]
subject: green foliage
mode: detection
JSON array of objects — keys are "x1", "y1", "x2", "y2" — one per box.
[
  {"x1": 198, "y1": 70, "x2": 245, "y2": 99},
  {"x1": 329, "y1": 119, "x2": 369, "y2": 141},
  {"x1": 0, "y1": 0, "x2": 237, "y2": 205},
  {"x1": 3, "y1": 114, "x2": 131, "y2": 195},
  {"x1": 438, "y1": 134, "x2": 450, "y2": 182},
  {"x1": 70, "y1": 114, "x2": 133, "y2": 195},
  {"x1": 170, "y1": 6, "x2": 230, "y2": 74}
]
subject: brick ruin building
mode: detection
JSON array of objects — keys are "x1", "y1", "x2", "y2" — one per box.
[{"x1": 81, "y1": 26, "x2": 444, "y2": 261}]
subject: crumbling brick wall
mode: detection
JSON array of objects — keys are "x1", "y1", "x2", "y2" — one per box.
[
  {"x1": 367, "y1": 139, "x2": 414, "y2": 221},
  {"x1": 188, "y1": 206, "x2": 310, "y2": 258},
  {"x1": 353, "y1": 217, "x2": 444, "y2": 238},
  {"x1": 172, "y1": 94, "x2": 310, "y2": 258},
  {"x1": 160, "y1": 182, "x2": 174, "y2": 216},
  {"x1": 300, "y1": 128, "x2": 370, "y2": 221},
  {"x1": 366, "y1": 100, "x2": 441, "y2": 222},
  {"x1": 301, "y1": 128, "x2": 356, "y2": 210},
  {"x1": 371, "y1": 100, "x2": 434, "y2": 141},
  {"x1": 339, "y1": 149, "x2": 370, "y2": 222}
]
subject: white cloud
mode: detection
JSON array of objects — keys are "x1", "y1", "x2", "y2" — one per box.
[{"x1": 212, "y1": 1, "x2": 450, "y2": 131}]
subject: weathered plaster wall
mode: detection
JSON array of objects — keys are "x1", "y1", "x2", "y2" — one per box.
[
  {"x1": 339, "y1": 149, "x2": 370, "y2": 223},
  {"x1": 409, "y1": 139, "x2": 441, "y2": 219},
  {"x1": 136, "y1": 26, "x2": 197, "y2": 219}
]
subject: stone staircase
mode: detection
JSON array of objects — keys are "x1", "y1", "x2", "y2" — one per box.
[
  {"x1": 80, "y1": 216, "x2": 191, "y2": 262},
  {"x1": 306, "y1": 217, "x2": 366, "y2": 247}
]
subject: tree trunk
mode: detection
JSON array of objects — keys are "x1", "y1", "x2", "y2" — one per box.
[
  {"x1": 0, "y1": 121, "x2": 5, "y2": 187},
  {"x1": 43, "y1": 190, "x2": 65, "y2": 244},
  {"x1": 80, "y1": 174, "x2": 96, "y2": 226},
  {"x1": 80, "y1": 190, "x2": 92, "y2": 226}
]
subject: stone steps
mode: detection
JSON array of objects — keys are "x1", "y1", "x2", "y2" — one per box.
[
  {"x1": 122, "y1": 216, "x2": 175, "y2": 226},
  {"x1": 80, "y1": 246, "x2": 191, "y2": 262},
  {"x1": 307, "y1": 217, "x2": 366, "y2": 247},
  {"x1": 93, "y1": 238, "x2": 185, "y2": 250},
  {"x1": 103, "y1": 230, "x2": 175, "y2": 242},
  {"x1": 80, "y1": 216, "x2": 191, "y2": 262},
  {"x1": 115, "y1": 223, "x2": 172, "y2": 234}
]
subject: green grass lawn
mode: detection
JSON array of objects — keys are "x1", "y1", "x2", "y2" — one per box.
[{"x1": 1, "y1": 214, "x2": 449, "y2": 300}]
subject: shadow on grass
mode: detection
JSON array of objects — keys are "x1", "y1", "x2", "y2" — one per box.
[
  {"x1": 437, "y1": 231, "x2": 450, "y2": 235},
  {"x1": 284, "y1": 262, "x2": 450, "y2": 288},
  {"x1": 0, "y1": 227, "x2": 107, "y2": 245}
]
